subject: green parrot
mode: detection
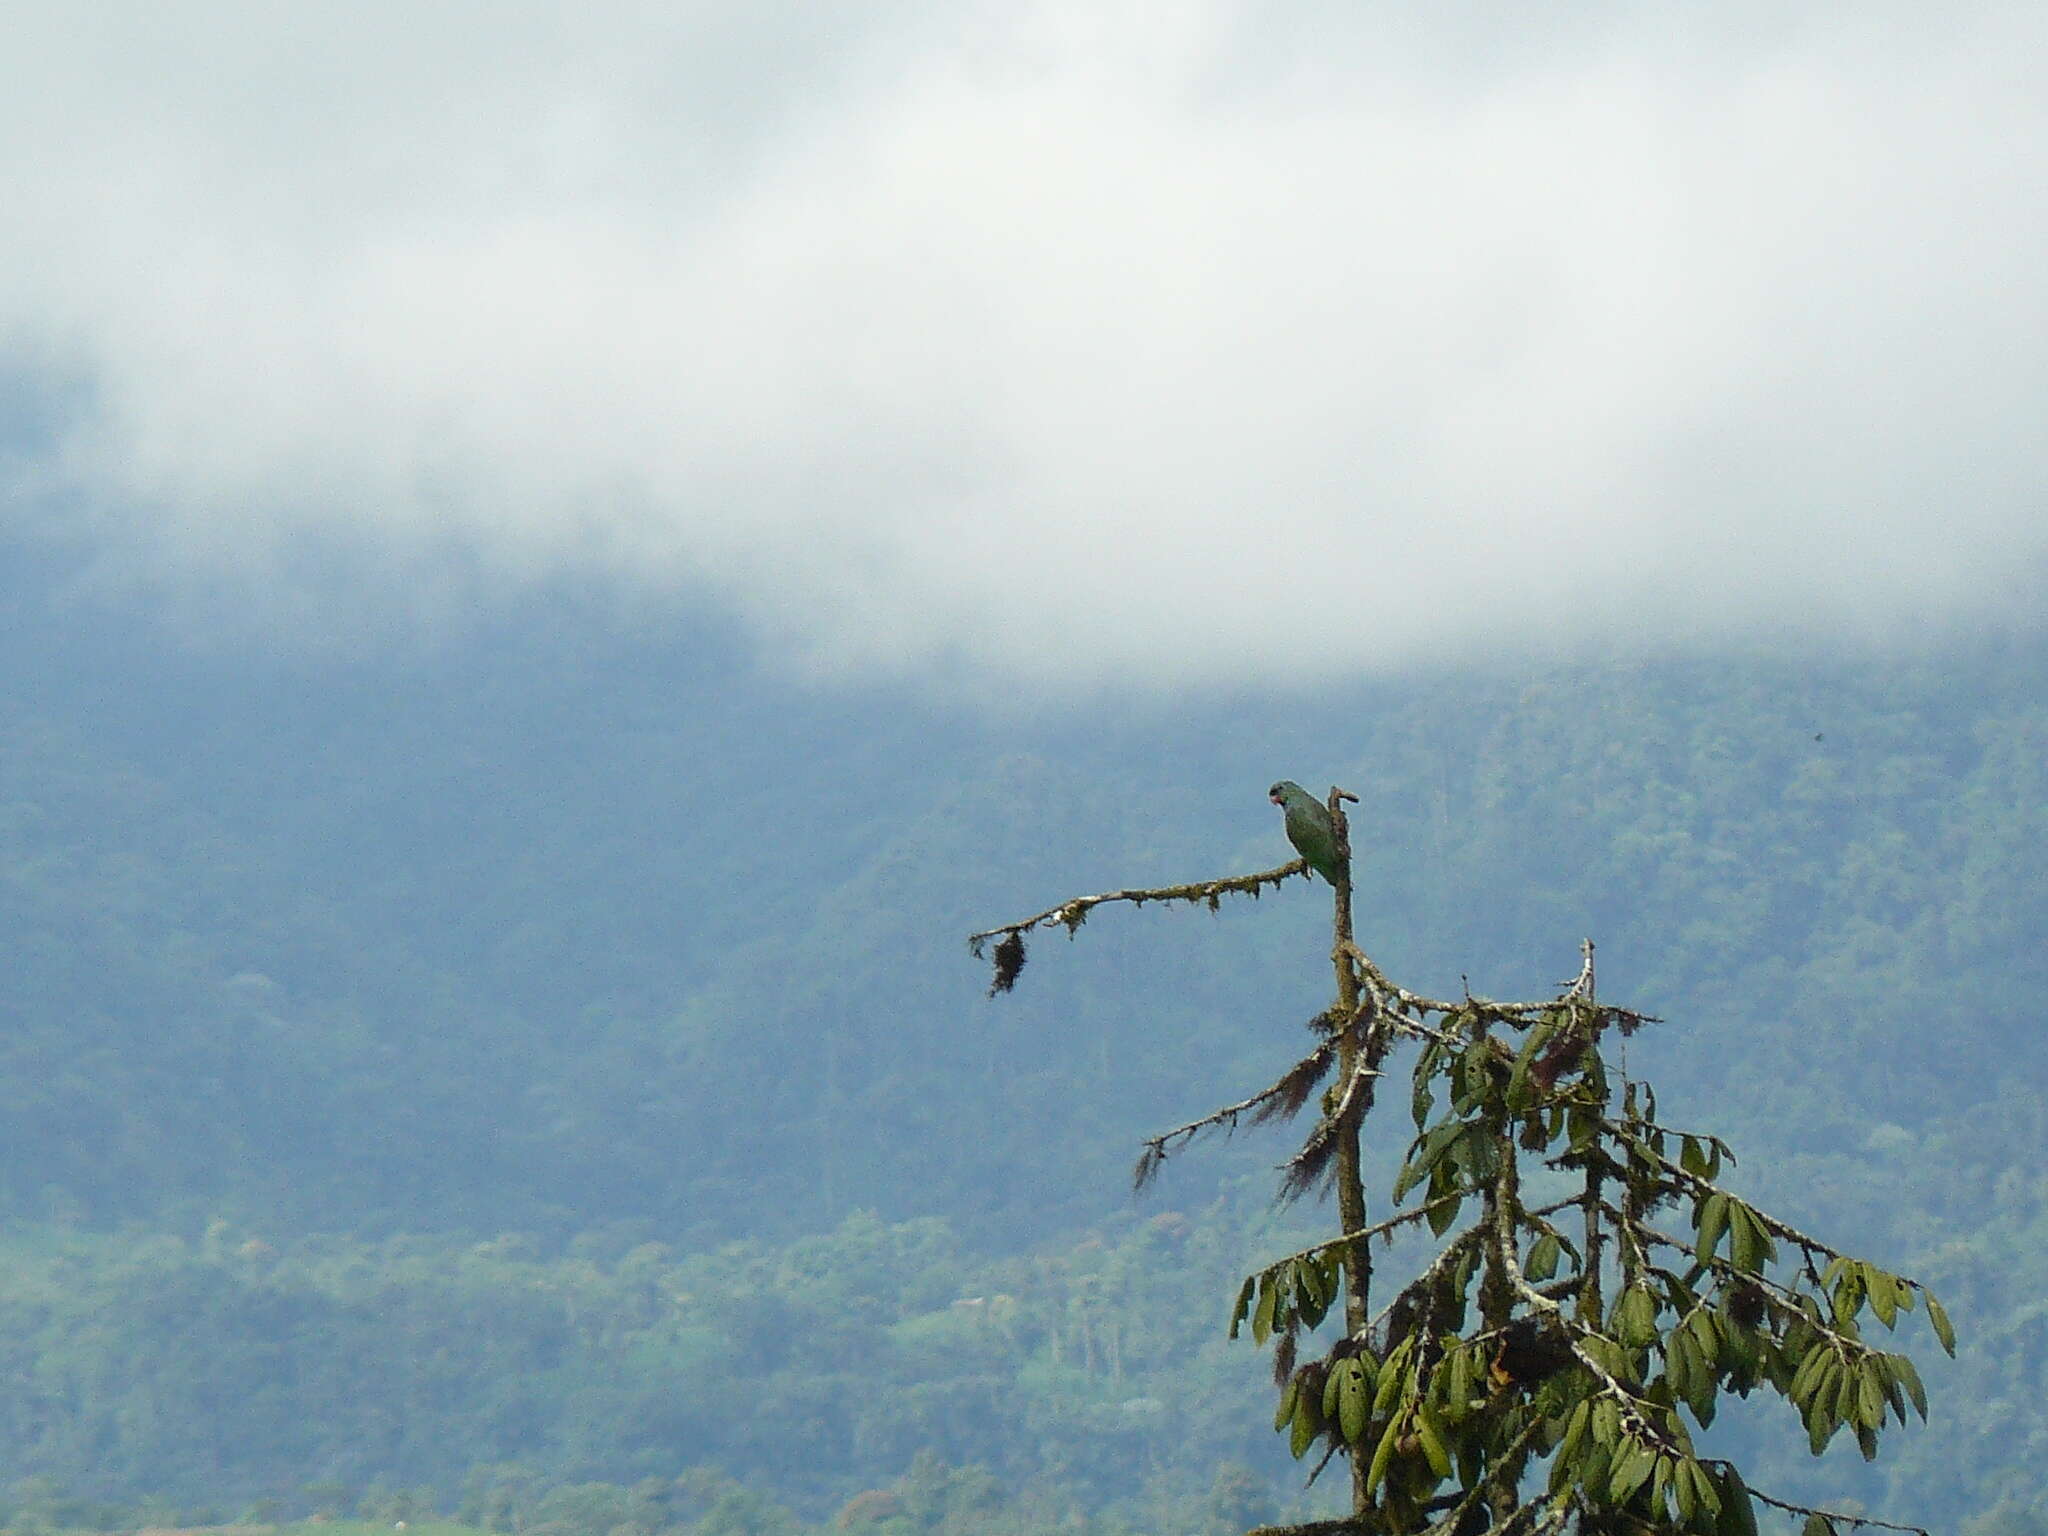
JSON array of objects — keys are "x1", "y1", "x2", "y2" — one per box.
[{"x1": 1269, "y1": 780, "x2": 1346, "y2": 885}]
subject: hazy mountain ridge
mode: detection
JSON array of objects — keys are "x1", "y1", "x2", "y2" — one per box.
[{"x1": 0, "y1": 588, "x2": 2040, "y2": 1523}]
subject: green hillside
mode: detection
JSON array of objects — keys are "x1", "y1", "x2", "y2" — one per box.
[{"x1": 0, "y1": 597, "x2": 2040, "y2": 1530}]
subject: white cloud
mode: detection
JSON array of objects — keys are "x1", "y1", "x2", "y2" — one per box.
[{"x1": 3, "y1": 1, "x2": 2043, "y2": 684}]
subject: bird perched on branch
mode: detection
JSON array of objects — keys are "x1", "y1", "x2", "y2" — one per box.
[{"x1": 1269, "y1": 781, "x2": 1345, "y2": 885}]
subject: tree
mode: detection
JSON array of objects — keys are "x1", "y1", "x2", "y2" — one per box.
[{"x1": 973, "y1": 784, "x2": 1949, "y2": 1536}]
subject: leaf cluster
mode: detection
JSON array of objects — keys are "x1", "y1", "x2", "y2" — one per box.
[{"x1": 1219, "y1": 989, "x2": 1947, "y2": 1535}]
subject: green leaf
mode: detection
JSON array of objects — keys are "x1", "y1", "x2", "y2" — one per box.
[
  {"x1": 1445, "y1": 1343, "x2": 1474, "y2": 1413},
  {"x1": 1615, "y1": 1285, "x2": 1659, "y2": 1349},
  {"x1": 1884, "y1": 1365, "x2": 1909, "y2": 1427},
  {"x1": 1294, "y1": 1261, "x2": 1332, "y2": 1330},
  {"x1": 1925, "y1": 1292, "x2": 1956, "y2": 1356},
  {"x1": 1574, "y1": 1440, "x2": 1612, "y2": 1498},
  {"x1": 1789, "y1": 1343, "x2": 1832, "y2": 1407},
  {"x1": 1338, "y1": 1359, "x2": 1370, "y2": 1444},
  {"x1": 1582, "y1": 1047, "x2": 1609, "y2": 1102},
  {"x1": 1680, "y1": 1134, "x2": 1707, "y2": 1177},
  {"x1": 1453, "y1": 1039, "x2": 1493, "y2": 1112},
  {"x1": 1680, "y1": 1459, "x2": 1721, "y2": 1520},
  {"x1": 1228, "y1": 1275, "x2": 1256, "y2": 1339},
  {"x1": 1803, "y1": 1514, "x2": 1834, "y2": 1536},
  {"x1": 1580, "y1": 1332, "x2": 1633, "y2": 1383},
  {"x1": 1414, "y1": 1401, "x2": 1453, "y2": 1479},
  {"x1": 1394, "y1": 1121, "x2": 1464, "y2": 1203},
  {"x1": 1891, "y1": 1352, "x2": 1928, "y2": 1420},
  {"x1": 1273, "y1": 1374, "x2": 1299, "y2": 1431},
  {"x1": 1608, "y1": 1438, "x2": 1655, "y2": 1504},
  {"x1": 1292, "y1": 1257, "x2": 1321, "y2": 1311},
  {"x1": 1855, "y1": 1359, "x2": 1886, "y2": 1430},
  {"x1": 1728, "y1": 1204, "x2": 1763, "y2": 1274},
  {"x1": 1527, "y1": 1232, "x2": 1562, "y2": 1282},
  {"x1": 1411, "y1": 1043, "x2": 1441, "y2": 1130},
  {"x1": 1592, "y1": 1396, "x2": 1621, "y2": 1450},
  {"x1": 1685, "y1": 1305, "x2": 1721, "y2": 1364},
  {"x1": 1427, "y1": 1191, "x2": 1463, "y2": 1238},
  {"x1": 1800, "y1": 1355, "x2": 1839, "y2": 1438},
  {"x1": 1356, "y1": 1347, "x2": 1381, "y2": 1398},
  {"x1": 1720, "y1": 1316, "x2": 1758, "y2": 1370},
  {"x1": 1867, "y1": 1267, "x2": 1901, "y2": 1329},
  {"x1": 1373, "y1": 1348, "x2": 1410, "y2": 1416},
  {"x1": 1252, "y1": 1273, "x2": 1280, "y2": 1345},
  {"x1": 1716, "y1": 1463, "x2": 1759, "y2": 1536},
  {"x1": 1289, "y1": 1393, "x2": 1319, "y2": 1458},
  {"x1": 1451, "y1": 1124, "x2": 1500, "y2": 1186},
  {"x1": 1830, "y1": 1262, "x2": 1865, "y2": 1322},
  {"x1": 1677, "y1": 1336, "x2": 1718, "y2": 1427},
  {"x1": 1557, "y1": 1398, "x2": 1592, "y2": 1468},
  {"x1": 1365, "y1": 1415, "x2": 1400, "y2": 1495},
  {"x1": 1830, "y1": 1352, "x2": 1860, "y2": 1424},
  {"x1": 1568, "y1": 1105, "x2": 1598, "y2": 1153},
  {"x1": 1664, "y1": 1327, "x2": 1695, "y2": 1406},
  {"x1": 1696, "y1": 1193, "x2": 1730, "y2": 1264}
]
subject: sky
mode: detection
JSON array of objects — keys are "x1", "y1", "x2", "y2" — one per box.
[{"x1": 2, "y1": 1, "x2": 2043, "y2": 688}]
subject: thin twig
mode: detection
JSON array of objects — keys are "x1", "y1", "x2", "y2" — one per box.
[
  {"x1": 1354, "y1": 1195, "x2": 1588, "y2": 1341},
  {"x1": 1255, "y1": 1191, "x2": 1471, "y2": 1272},
  {"x1": 1604, "y1": 1125, "x2": 1929, "y2": 1287},
  {"x1": 1704, "y1": 1463, "x2": 1931, "y2": 1536},
  {"x1": 1557, "y1": 937, "x2": 1596, "y2": 999},
  {"x1": 1625, "y1": 1216, "x2": 1840, "y2": 1311},
  {"x1": 968, "y1": 862, "x2": 1304, "y2": 950},
  {"x1": 1135, "y1": 1036, "x2": 1343, "y2": 1172}
]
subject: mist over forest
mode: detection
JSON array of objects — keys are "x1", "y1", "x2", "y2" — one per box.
[{"x1": 0, "y1": 554, "x2": 2040, "y2": 1531}]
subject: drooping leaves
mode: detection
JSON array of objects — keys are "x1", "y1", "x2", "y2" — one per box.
[{"x1": 1210, "y1": 955, "x2": 1941, "y2": 1536}]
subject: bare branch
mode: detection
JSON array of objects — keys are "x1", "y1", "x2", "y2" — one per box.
[
  {"x1": 1557, "y1": 936, "x2": 1596, "y2": 999},
  {"x1": 1134, "y1": 1035, "x2": 1349, "y2": 1189},
  {"x1": 969, "y1": 861, "x2": 1305, "y2": 954},
  {"x1": 1623, "y1": 1214, "x2": 1823, "y2": 1309},
  {"x1": 1365, "y1": 1228, "x2": 1489, "y2": 1340},
  {"x1": 1301, "y1": 1436, "x2": 1345, "y2": 1489},
  {"x1": 1602, "y1": 1114, "x2": 1738, "y2": 1166},
  {"x1": 1255, "y1": 1191, "x2": 1470, "y2": 1273}
]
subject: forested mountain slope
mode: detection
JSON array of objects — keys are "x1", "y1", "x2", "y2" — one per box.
[{"x1": 0, "y1": 582, "x2": 2040, "y2": 1525}]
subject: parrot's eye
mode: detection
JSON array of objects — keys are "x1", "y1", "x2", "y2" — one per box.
[{"x1": 1267, "y1": 783, "x2": 1284, "y2": 798}]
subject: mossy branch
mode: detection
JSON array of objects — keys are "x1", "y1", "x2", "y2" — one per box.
[
  {"x1": 969, "y1": 861, "x2": 1306, "y2": 992},
  {"x1": 1133, "y1": 1031, "x2": 1354, "y2": 1189}
]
